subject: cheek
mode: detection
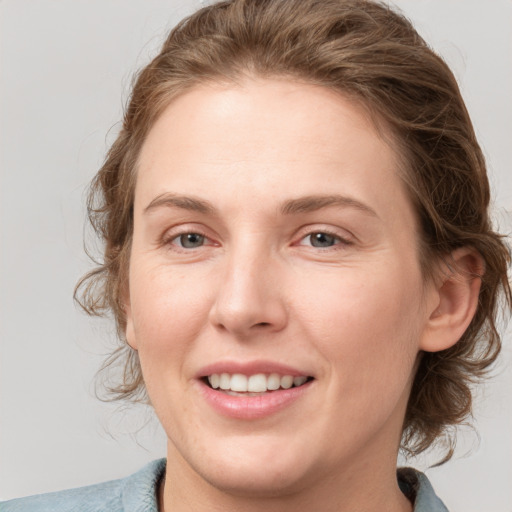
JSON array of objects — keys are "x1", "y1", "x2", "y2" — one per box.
[
  {"x1": 294, "y1": 264, "x2": 424, "y2": 387},
  {"x1": 128, "y1": 266, "x2": 210, "y2": 416},
  {"x1": 127, "y1": 263, "x2": 217, "y2": 394},
  {"x1": 130, "y1": 263, "x2": 212, "y2": 339}
]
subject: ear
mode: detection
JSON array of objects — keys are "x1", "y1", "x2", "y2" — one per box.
[
  {"x1": 420, "y1": 247, "x2": 484, "y2": 353},
  {"x1": 124, "y1": 301, "x2": 138, "y2": 350},
  {"x1": 123, "y1": 288, "x2": 139, "y2": 350}
]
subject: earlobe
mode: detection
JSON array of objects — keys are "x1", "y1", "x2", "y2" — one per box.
[
  {"x1": 124, "y1": 301, "x2": 139, "y2": 350},
  {"x1": 420, "y1": 247, "x2": 484, "y2": 353}
]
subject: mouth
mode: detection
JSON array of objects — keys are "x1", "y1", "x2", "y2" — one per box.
[
  {"x1": 198, "y1": 365, "x2": 315, "y2": 419},
  {"x1": 202, "y1": 373, "x2": 314, "y2": 396}
]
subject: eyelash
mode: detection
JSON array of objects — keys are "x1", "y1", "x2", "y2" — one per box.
[
  {"x1": 296, "y1": 230, "x2": 352, "y2": 250},
  {"x1": 161, "y1": 227, "x2": 352, "y2": 252},
  {"x1": 162, "y1": 229, "x2": 212, "y2": 251}
]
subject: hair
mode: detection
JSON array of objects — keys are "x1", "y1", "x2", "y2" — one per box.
[{"x1": 76, "y1": 0, "x2": 511, "y2": 460}]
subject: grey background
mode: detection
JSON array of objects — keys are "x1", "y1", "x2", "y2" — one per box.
[{"x1": 1, "y1": 1, "x2": 511, "y2": 510}]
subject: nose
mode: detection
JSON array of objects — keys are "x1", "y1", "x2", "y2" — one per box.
[{"x1": 209, "y1": 246, "x2": 288, "y2": 339}]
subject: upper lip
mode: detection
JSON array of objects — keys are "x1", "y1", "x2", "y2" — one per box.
[{"x1": 197, "y1": 360, "x2": 312, "y2": 378}]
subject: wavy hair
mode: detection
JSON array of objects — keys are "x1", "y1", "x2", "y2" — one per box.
[{"x1": 75, "y1": 0, "x2": 511, "y2": 459}]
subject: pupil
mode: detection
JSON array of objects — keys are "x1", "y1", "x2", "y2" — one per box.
[
  {"x1": 181, "y1": 233, "x2": 204, "y2": 248},
  {"x1": 311, "y1": 233, "x2": 335, "y2": 247}
]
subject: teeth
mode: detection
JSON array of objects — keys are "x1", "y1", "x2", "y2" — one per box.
[
  {"x1": 293, "y1": 376, "x2": 307, "y2": 387},
  {"x1": 280, "y1": 375, "x2": 293, "y2": 389},
  {"x1": 230, "y1": 373, "x2": 248, "y2": 392},
  {"x1": 248, "y1": 374, "x2": 267, "y2": 392},
  {"x1": 207, "y1": 372, "x2": 310, "y2": 392},
  {"x1": 267, "y1": 373, "x2": 281, "y2": 390},
  {"x1": 209, "y1": 373, "x2": 220, "y2": 389},
  {"x1": 219, "y1": 373, "x2": 231, "y2": 390}
]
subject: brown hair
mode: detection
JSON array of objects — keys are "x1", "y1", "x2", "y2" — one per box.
[{"x1": 76, "y1": 0, "x2": 511, "y2": 459}]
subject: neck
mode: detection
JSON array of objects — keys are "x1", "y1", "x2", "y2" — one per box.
[{"x1": 159, "y1": 445, "x2": 413, "y2": 512}]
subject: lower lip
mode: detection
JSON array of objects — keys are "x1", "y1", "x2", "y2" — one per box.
[{"x1": 198, "y1": 380, "x2": 313, "y2": 420}]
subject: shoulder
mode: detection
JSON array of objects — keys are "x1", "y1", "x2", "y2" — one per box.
[
  {"x1": 398, "y1": 467, "x2": 449, "y2": 512},
  {"x1": 1, "y1": 478, "x2": 123, "y2": 512},
  {"x1": 1, "y1": 459, "x2": 166, "y2": 512}
]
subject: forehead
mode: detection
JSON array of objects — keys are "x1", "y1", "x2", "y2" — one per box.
[
  {"x1": 135, "y1": 78, "x2": 414, "y2": 225},
  {"x1": 139, "y1": 78, "x2": 389, "y2": 163}
]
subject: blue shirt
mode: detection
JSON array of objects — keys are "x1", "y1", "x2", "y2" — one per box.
[{"x1": 1, "y1": 459, "x2": 448, "y2": 511}]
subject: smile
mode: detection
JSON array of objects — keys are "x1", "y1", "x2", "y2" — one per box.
[
  {"x1": 207, "y1": 373, "x2": 311, "y2": 394},
  {"x1": 198, "y1": 365, "x2": 315, "y2": 419}
]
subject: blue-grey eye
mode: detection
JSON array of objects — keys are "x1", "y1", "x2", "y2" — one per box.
[
  {"x1": 309, "y1": 232, "x2": 338, "y2": 247},
  {"x1": 178, "y1": 233, "x2": 205, "y2": 248}
]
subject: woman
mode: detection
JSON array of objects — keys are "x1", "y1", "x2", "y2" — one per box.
[{"x1": 2, "y1": 0, "x2": 510, "y2": 510}]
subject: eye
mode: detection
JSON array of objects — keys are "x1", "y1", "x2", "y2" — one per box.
[
  {"x1": 172, "y1": 232, "x2": 206, "y2": 249},
  {"x1": 307, "y1": 232, "x2": 338, "y2": 248},
  {"x1": 301, "y1": 232, "x2": 342, "y2": 248}
]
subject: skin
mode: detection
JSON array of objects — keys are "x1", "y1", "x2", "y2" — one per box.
[{"x1": 125, "y1": 78, "x2": 481, "y2": 512}]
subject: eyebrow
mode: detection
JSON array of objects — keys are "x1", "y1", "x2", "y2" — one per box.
[
  {"x1": 144, "y1": 193, "x2": 216, "y2": 215},
  {"x1": 143, "y1": 192, "x2": 378, "y2": 218},
  {"x1": 281, "y1": 195, "x2": 378, "y2": 218}
]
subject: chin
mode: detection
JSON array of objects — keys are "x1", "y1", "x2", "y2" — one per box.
[
  {"x1": 199, "y1": 462, "x2": 312, "y2": 498},
  {"x1": 174, "y1": 435, "x2": 320, "y2": 498}
]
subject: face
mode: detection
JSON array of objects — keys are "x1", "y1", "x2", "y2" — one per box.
[{"x1": 127, "y1": 78, "x2": 437, "y2": 498}]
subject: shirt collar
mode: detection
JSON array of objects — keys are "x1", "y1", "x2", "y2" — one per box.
[{"x1": 123, "y1": 460, "x2": 449, "y2": 512}]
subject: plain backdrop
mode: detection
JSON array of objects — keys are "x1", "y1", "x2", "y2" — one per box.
[{"x1": 1, "y1": 1, "x2": 511, "y2": 510}]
